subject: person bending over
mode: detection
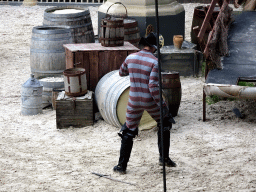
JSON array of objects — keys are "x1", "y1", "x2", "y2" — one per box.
[{"x1": 113, "y1": 32, "x2": 176, "y2": 174}]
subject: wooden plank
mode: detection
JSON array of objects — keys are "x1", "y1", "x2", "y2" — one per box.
[
  {"x1": 197, "y1": 0, "x2": 218, "y2": 42},
  {"x1": 100, "y1": 19, "x2": 104, "y2": 44},
  {"x1": 74, "y1": 52, "x2": 84, "y2": 68},
  {"x1": 128, "y1": 50, "x2": 138, "y2": 55},
  {"x1": 89, "y1": 51, "x2": 99, "y2": 91},
  {"x1": 203, "y1": 0, "x2": 229, "y2": 58},
  {"x1": 82, "y1": 52, "x2": 91, "y2": 91},
  {"x1": 113, "y1": 50, "x2": 127, "y2": 71},
  {"x1": 63, "y1": 42, "x2": 139, "y2": 52},
  {"x1": 109, "y1": 20, "x2": 115, "y2": 46},
  {"x1": 105, "y1": 20, "x2": 110, "y2": 46},
  {"x1": 65, "y1": 48, "x2": 75, "y2": 69},
  {"x1": 98, "y1": 51, "x2": 110, "y2": 80},
  {"x1": 57, "y1": 119, "x2": 93, "y2": 129}
]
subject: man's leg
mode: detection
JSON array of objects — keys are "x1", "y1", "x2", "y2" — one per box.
[
  {"x1": 157, "y1": 120, "x2": 176, "y2": 167},
  {"x1": 113, "y1": 123, "x2": 138, "y2": 174}
]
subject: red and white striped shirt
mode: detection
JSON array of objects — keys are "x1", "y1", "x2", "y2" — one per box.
[{"x1": 119, "y1": 49, "x2": 166, "y2": 129}]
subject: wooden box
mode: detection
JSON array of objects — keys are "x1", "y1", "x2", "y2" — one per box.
[
  {"x1": 160, "y1": 45, "x2": 203, "y2": 77},
  {"x1": 56, "y1": 91, "x2": 94, "y2": 129},
  {"x1": 63, "y1": 42, "x2": 139, "y2": 91}
]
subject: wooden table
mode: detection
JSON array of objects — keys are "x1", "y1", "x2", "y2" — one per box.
[{"x1": 64, "y1": 42, "x2": 139, "y2": 91}]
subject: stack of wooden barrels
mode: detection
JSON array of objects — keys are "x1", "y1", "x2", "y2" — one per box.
[{"x1": 29, "y1": 6, "x2": 95, "y2": 109}]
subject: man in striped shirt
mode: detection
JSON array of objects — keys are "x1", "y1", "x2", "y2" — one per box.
[{"x1": 113, "y1": 33, "x2": 176, "y2": 174}]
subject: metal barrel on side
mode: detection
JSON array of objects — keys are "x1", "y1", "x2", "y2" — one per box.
[
  {"x1": 95, "y1": 70, "x2": 157, "y2": 130},
  {"x1": 95, "y1": 70, "x2": 129, "y2": 127}
]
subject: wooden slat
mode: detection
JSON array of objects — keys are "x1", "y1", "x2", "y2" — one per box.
[
  {"x1": 112, "y1": 50, "x2": 127, "y2": 71},
  {"x1": 197, "y1": 0, "x2": 218, "y2": 42},
  {"x1": 89, "y1": 51, "x2": 99, "y2": 91},
  {"x1": 203, "y1": 0, "x2": 229, "y2": 58},
  {"x1": 82, "y1": 52, "x2": 90, "y2": 91},
  {"x1": 56, "y1": 98, "x2": 93, "y2": 129},
  {"x1": 98, "y1": 51, "x2": 110, "y2": 80},
  {"x1": 65, "y1": 48, "x2": 75, "y2": 69}
]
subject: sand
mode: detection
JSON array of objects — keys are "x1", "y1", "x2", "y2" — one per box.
[{"x1": 0, "y1": 3, "x2": 256, "y2": 192}]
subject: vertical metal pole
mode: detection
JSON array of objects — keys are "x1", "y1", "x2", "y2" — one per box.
[{"x1": 154, "y1": 0, "x2": 167, "y2": 191}]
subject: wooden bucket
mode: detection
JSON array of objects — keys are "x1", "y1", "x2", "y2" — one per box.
[
  {"x1": 124, "y1": 19, "x2": 140, "y2": 47},
  {"x1": 43, "y1": 6, "x2": 95, "y2": 44},
  {"x1": 30, "y1": 26, "x2": 72, "y2": 79},
  {"x1": 161, "y1": 71, "x2": 182, "y2": 117},
  {"x1": 99, "y1": 2, "x2": 126, "y2": 47},
  {"x1": 100, "y1": 17, "x2": 124, "y2": 47},
  {"x1": 63, "y1": 68, "x2": 87, "y2": 97}
]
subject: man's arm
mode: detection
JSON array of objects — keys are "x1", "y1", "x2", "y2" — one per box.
[
  {"x1": 149, "y1": 64, "x2": 175, "y2": 124},
  {"x1": 148, "y1": 63, "x2": 166, "y2": 108},
  {"x1": 119, "y1": 58, "x2": 129, "y2": 77}
]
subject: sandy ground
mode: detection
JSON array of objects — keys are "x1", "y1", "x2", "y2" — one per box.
[{"x1": 1, "y1": 3, "x2": 256, "y2": 192}]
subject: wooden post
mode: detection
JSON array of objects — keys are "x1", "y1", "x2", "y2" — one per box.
[
  {"x1": 197, "y1": 0, "x2": 218, "y2": 43},
  {"x1": 203, "y1": 91, "x2": 206, "y2": 122}
]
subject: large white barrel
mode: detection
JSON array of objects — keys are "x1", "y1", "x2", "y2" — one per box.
[{"x1": 95, "y1": 70, "x2": 157, "y2": 130}]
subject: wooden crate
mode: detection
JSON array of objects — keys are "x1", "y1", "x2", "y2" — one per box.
[
  {"x1": 160, "y1": 45, "x2": 203, "y2": 77},
  {"x1": 63, "y1": 42, "x2": 139, "y2": 91},
  {"x1": 56, "y1": 91, "x2": 94, "y2": 129}
]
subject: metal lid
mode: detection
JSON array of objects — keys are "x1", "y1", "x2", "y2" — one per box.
[{"x1": 22, "y1": 74, "x2": 43, "y2": 88}]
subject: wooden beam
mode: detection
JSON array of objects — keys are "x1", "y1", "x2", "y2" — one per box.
[{"x1": 197, "y1": 0, "x2": 218, "y2": 42}]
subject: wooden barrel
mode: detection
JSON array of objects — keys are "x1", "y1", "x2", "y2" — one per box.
[
  {"x1": 30, "y1": 26, "x2": 71, "y2": 79},
  {"x1": 95, "y1": 70, "x2": 157, "y2": 130},
  {"x1": 100, "y1": 17, "x2": 124, "y2": 47},
  {"x1": 191, "y1": 6, "x2": 220, "y2": 48},
  {"x1": 124, "y1": 19, "x2": 140, "y2": 47},
  {"x1": 43, "y1": 6, "x2": 95, "y2": 44},
  {"x1": 161, "y1": 71, "x2": 182, "y2": 117},
  {"x1": 63, "y1": 68, "x2": 87, "y2": 97}
]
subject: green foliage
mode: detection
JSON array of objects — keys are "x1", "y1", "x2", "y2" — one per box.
[
  {"x1": 238, "y1": 81, "x2": 255, "y2": 87},
  {"x1": 201, "y1": 61, "x2": 206, "y2": 77},
  {"x1": 206, "y1": 95, "x2": 221, "y2": 105}
]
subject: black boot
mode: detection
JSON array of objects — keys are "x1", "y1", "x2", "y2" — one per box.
[
  {"x1": 113, "y1": 134, "x2": 133, "y2": 174},
  {"x1": 113, "y1": 123, "x2": 138, "y2": 174},
  {"x1": 157, "y1": 124, "x2": 177, "y2": 167}
]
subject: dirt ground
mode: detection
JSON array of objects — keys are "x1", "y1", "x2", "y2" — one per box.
[{"x1": 1, "y1": 3, "x2": 256, "y2": 192}]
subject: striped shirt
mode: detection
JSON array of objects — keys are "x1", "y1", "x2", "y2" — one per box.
[{"x1": 119, "y1": 49, "x2": 166, "y2": 129}]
